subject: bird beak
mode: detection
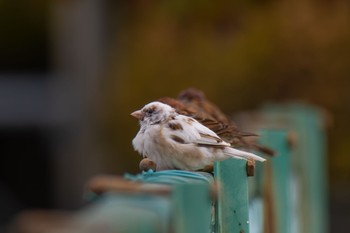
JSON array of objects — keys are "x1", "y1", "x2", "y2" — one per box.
[{"x1": 131, "y1": 110, "x2": 144, "y2": 120}]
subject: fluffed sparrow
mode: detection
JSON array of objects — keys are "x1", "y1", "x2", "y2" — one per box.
[{"x1": 131, "y1": 101, "x2": 265, "y2": 171}]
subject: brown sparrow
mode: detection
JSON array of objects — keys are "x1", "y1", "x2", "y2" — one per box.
[
  {"x1": 159, "y1": 88, "x2": 275, "y2": 156},
  {"x1": 131, "y1": 101, "x2": 265, "y2": 171}
]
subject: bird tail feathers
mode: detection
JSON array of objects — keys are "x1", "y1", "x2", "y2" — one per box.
[{"x1": 224, "y1": 147, "x2": 266, "y2": 162}]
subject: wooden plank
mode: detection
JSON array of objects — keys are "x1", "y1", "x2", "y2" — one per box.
[{"x1": 215, "y1": 159, "x2": 250, "y2": 233}]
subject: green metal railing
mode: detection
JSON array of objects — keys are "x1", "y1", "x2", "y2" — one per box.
[
  {"x1": 81, "y1": 103, "x2": 327, "y2": 233},
  {"x1": 254, "y1": 103, "x2": 329, "y2": 233}
]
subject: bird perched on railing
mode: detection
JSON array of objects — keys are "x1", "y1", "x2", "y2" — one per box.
[
  {"x1": 131, "y1": 101, "x2": 266, "y2": 171},
  {"x1": 159, "y1": 88, "x2": 275, "y2": 156}
]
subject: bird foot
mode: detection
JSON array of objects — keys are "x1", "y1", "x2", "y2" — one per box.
[{"x1": 139, "y1": 158, "x2": 157, "y2": 172}]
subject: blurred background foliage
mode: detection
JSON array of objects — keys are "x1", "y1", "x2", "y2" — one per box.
[{"x1": 101, "y1": 0, "x2": 350, "y2": 185}]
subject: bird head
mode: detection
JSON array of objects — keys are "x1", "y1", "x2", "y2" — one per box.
[
  {"x1": 131, "y1": 102, "x2": 176, "y2": 125},
  {"x1": 177, "y1": 88, "x2": 206, "y2": 102}
]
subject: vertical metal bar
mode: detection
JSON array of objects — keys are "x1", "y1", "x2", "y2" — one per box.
[
  {"x1": 173, "y1": 183, "x2": 212, "y2": 233},
  {"x1": 259, "y1": 129, "x2": 291, "y2": 233},
  {"x1": 290, "y1": 105, "x2": 328, "y2": 233},
  {"x1": 215, "y1": 159, "x2": 250, "y2": 233},
  {"x1": 261, "y1": 103, "x2": 328, "y2": 233}
]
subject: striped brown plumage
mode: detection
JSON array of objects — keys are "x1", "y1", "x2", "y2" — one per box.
[{"x1": 159, "y1": 88, "x2": 275, "y2": 156}]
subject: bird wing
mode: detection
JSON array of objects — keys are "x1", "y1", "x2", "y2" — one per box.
[
  {"x1": 159, "y1": 96, "x2": 251, "y2": 141},
  {"x1": 164, "y1": 115, "x2": 230, "y2": 147},
  {"x1": 163, "y1": 115, "x2": 266, "y2": 162}
]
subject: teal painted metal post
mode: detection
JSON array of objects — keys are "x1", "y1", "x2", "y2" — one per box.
[
  {"x1": 290, "y1": 105, "x2": 328, "y2": 233},
  {"x1": 215, "y1": 159, "x2": 250, "y2": 233},
  {"x1": 78, "y1": 193, "x2": 172, "y2": 233},
  {"x1": 172, "y1": 183, "x2": 212, "y2": 233},
  {"x1": 261, "y1": 103, "x2": 328, "y2": 233},
  {"x1": 259, "y1": 129, "x2": 291, "y2": 233}
]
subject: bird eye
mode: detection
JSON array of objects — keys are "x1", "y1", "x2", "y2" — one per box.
[{"x1": 146, "y1": 109, "x2": 154, "y2": 114}]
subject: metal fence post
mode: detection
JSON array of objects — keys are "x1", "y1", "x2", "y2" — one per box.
[
  {"x1": 172, "y1": 183, "x2": 212, "y2": 233},
  {"x1": 260, "y1": 103, "x2": 328, "y2": 233},
  {"x1": 215, "y1": 159, "x2": 250, "y2": 233}
]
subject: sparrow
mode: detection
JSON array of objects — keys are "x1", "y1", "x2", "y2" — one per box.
[
  {"x1": 131, "y1": 101, "x2": 265, "y2": 171},
  {"x1": 159, "y1": 88, "x2": 275, "y2": 156}
]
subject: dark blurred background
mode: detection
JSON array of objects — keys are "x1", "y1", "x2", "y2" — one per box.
[{"x1": 0, "y1": 0, "x2": 349, "y2": 232}]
